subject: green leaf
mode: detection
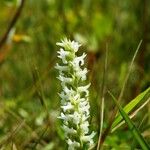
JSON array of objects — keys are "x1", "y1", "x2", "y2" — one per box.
[
  {"x1": 112, "y1": 87, "x2": 150, "y2": 130},
  {"x1": 108, "y1": 91, "x2": 150, "y2": 150}
]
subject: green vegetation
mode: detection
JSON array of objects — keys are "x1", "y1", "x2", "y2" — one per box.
[{"x1": 0, "y1": 0, "x2": 150, "y2": 149}]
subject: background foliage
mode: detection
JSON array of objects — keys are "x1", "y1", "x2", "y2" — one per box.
[{"x1": 0, "y1": 0, "x2": 150, "y2": 149}]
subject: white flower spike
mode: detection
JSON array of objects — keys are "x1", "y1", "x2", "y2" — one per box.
[{"x1": 56, "y1": 38, "x2": 95, "y2": 149}]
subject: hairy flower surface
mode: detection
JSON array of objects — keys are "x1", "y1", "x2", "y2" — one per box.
[{"x1": 56, "y1": 38, "x2": 95, "y2": 150}]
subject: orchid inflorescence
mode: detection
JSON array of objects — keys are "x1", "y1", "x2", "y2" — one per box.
[{"x1": 55, "y1": 38, "x2": 95, "y2": 150}]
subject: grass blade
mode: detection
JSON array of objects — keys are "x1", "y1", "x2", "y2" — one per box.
[
  {"x1": 112, "y1": 97, "x2": 150, "y2": 132},
  {"x1": 108, "y1": 91, "x2": 150, "y2": 150},
  {"x1": 97, "y1": 44, "x2": 108, "y2": 150},
  {"x1": 112, "y1": 87, "x2": 150, "y2": 130},
  {"x1": 118, "y1": 40, "x2": 142, "y2": 102}
]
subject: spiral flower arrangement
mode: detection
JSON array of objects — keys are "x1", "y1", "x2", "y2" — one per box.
[{"x1": 55, "y1": 38, "x2": 95, "y2": 150}]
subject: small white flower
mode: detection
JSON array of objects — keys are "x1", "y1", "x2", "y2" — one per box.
[
  {"x1": 76, "y1": 68, "x2": 88, "y2": 81},
  {"x1": 61, "y1": 102, "x2": 73, "y2": 112},
  {"x1": 80, "y1": 121, "x2": 89, "y2": 134},
  {"x1": 57, "y1": 48, "x2": 70, "y2": 64},
  {"x1": 81, "y1": 114, "x2": 90, "y2": 122},
  {"x1": 67, "y1": 139, "x2": 80, "y2": 150},
  {"x1": 73, "y1": 53, "x2": 86, "y2": 66},
  {"x1": 55, "y1": 63, "x2": 69, "y2": 72},
  {"x1": 58, "y1": 92, "x2": 68, "y2": 100},
  {"x1": 63, "y1": 125, "x2": 77, "y2": 135},
  {"x1": 77, "y1": 83, "x2": 91, "y2": 96},
  {"x1": 57, "y1": 75, "x2": 73, "y2": 87},
  {"x1": 63, "y1": 86, "x2": 72, "y2": 94},
  {"x1": 78, "y1": 102, "x2": 90, "y2": 115},
  {"x1": 81, "y1": 131, "x2": 96, "y2": 145},
  {"x1": 72, "y1": 112, "x2": 81, "y2": 125},
  {"x1": 70, "y1": 40, "x2": 81, "y2": 52},
  {"x1": 58, "y1": 112, "x2": 67, "y2": 120}
]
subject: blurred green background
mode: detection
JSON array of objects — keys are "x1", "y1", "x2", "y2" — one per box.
[{"x1": 0, "y1": 0, "x2": 150, "y2": 149}]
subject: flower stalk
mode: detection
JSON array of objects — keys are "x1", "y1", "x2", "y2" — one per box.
[{"x1": 55, "y1": 38, "x2": 95, "y2": 150}]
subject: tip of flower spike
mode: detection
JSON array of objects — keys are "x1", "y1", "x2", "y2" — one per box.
[{"x1": 56, "y1": 38, "x2": 81, "y2": 52}]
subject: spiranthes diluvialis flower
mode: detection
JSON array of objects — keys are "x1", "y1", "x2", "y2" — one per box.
[{"x1": 55, "y1": 38, "x2": 95, "y2": 150}]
